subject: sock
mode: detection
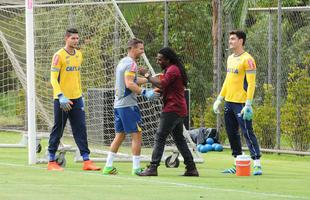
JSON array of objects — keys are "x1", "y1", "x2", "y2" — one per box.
[
  {"x1": 49, "y1": 153, "x2": 56, "y2": 162},
  {"x1": 82, "y1": 153, "x2": 89, "y2": 161},
  {"x1": 132, "y1": 155, "x2": 141, "y2": 169},
  {"x1": 254, "y1": 159, "x2": 261, "y2": 167},
  {"x1": 105, "y1": 151, "x2": 116, "y2": 167}
]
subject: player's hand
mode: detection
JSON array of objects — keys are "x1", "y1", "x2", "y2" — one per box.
[
  {"x1": 240, "y1": 100, "x2": 253, "y2": 120},
  {"x1": 153, "y1": 87, "x2": 162, "y2": 94},
  {"x1": 141, "y1": 88, "x2": 160, "y2": 101},
  {"x1": 153, "y1": 73, "x2": 164, "y2": 81},
  {"x1": 58, "y1": 93, "x2": 73, "y2": 112},
  {"x1": 152, "y1": 91, "x2": 161, "y2": 100},
  {"x1": 138, "y1": 67, "x2": 149, "y2": 76},
  {"x1": 213, "y1": 96, "x2": 223, "y2": 114}
]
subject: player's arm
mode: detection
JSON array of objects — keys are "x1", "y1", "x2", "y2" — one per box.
[
  {"x1": 151, "y1": 68, "x2": 179, "y2": 89},
  {"x1": 138, "y1": 67, "x2": 161, "y2": 88},
  {"x1": 219, "y1": 77, "x2": 227, "y2": 98},
  {"x1": 124, "y1": 71, "x2": 143, "y2": 94},
  {"x1": 50, "y1": 53, "x2": 73, "y2": 111},
  {"x1": 125, "y1": 71, "x2": 160, "y2": 101},
  {"x1": 136, "y1": 77, "x2": 148, "y2": 85},
  {"x1": 50, "y1": 54, "x2": 62, "y2": 97},
  {"x1": 240, "y1": 58, "x2": 256, "y2": 120},
  {"x1": 245, "y1": 58, "x2": 256, "y2": 101},
  {"x1": 213, "y1": 73, "x2": 227, "y2": 114},
  {"x1": 147, "y1": 76, "x2": 161, "y2": 88}
]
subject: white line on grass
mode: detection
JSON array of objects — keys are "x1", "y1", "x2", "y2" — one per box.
[{"x1": 0, "y1": 162, "x2": 309, "y2": 200}]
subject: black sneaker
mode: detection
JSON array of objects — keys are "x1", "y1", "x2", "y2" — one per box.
[
  {"x1": 138, "y1": 164, "x2": 158, "y2": 176},
  {"x1": 183, "y1": 166, "x2": 199, "y2": 176}
]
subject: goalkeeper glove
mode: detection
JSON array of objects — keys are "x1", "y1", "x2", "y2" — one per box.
[
  {"x1": 213, "y1": 96, "x2": 224, "y2": 114},
  {"x1": 58, "y1": 93, "x2": 73, "y2": 112},
  {"x1": 141, "y1": 88, "x2": 160, "y2": 101},
  {"x1": 241, "y1": 100, "x2": 253, "y2": 121}
]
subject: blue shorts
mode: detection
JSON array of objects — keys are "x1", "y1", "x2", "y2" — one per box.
[{"x1": 114, "y1": 106, "x2": 143, "y2": 134}]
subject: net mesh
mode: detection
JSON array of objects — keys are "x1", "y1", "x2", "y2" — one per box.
[
  {"x1": 0, "y1": 1, "x2": 177, "y2": 159},
  {"x1": 0, "y1": 7, "x2": 26, "y2": 130}
]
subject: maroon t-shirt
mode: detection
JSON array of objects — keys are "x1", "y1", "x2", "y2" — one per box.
[{"x1": 161, "y1": 64, "x2": 187, "y2": 117}]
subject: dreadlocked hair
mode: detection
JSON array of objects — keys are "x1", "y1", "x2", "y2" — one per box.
[{"x1": 158, "y1": 47, "x2": 188, "y2": 87}]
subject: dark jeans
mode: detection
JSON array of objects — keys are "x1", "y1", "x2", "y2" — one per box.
[
  {"x1": 48, "y1": 97, "x2": 90, "y2": 156},
  {"x1": 224, "y1": 102, "x2": 261, "y2": 160},
  {"x1": 150, "y1": 112, "x2": 195, "y2": 168}
]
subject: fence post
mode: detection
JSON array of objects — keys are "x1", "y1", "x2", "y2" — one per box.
[
  {"x1": 268, "y1": 11, "x2": 273, "y2": 86},
  {"x1": 164, "y1": 0, "x2": 168, "y2": 47},
  {"x1": 276, "y1": 0, "x2": 282, "y2": 150},
  {"x1": 216, "y1": 0, "x2": 222, "y2": 133}
]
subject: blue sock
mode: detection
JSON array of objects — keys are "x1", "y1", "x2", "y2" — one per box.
[
  {"x1": 49, "y1": 153, "x2": 56, "y2": 162},
  {"x1": 82, "y1": 153, "x2": 89, "y2": 161}
]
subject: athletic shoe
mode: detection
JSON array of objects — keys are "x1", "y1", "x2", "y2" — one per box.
[
  {"x1": 222, "y1": 165, "x2": 236, "y2": 174},
  {"x1": 183, "y1": 166, "x2": 199, "y2": 176},
  {"x1": 138, "y1": 164, "x2": 158, "y2": 176},
  {"x1": 132, "y1": 167, "x2": 144, "y2": 176},
  {"x1": 253, "y1": 165, "x2": 263, "y2": 176},
  {"x1": 83, "y1": 160, "x2": 101, "y2": 171},
  {"x1": 47, "y1": 161, "x2": 64, "y2": 171},
  {"x1": 103, "y1": 166, "x2": 118, "y2": 175}
]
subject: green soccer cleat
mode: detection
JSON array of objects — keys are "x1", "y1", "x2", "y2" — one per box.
[
  {"x1": 253, "y1": 165, "x2": 263, "y2": 176},
  {"x1": 222, "y1": 165, "x2": 236, "y2": 174},
  {"x1": 132, "y1": 167, "x2": 144, "y2": 176},
  {"x1": 103, "y1": 166, "x2": 118, "y2": 175}
]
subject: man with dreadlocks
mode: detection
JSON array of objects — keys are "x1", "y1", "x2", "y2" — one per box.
[{"x1": 138, "y1": 47, "x2": 199, "y2": 176}]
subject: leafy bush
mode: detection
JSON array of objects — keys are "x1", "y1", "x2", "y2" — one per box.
[
  {"x1": 253, "y1": 84, "x2": 277, "y2": 148},
  {"x1": 281, "y1": 55, "x2": 310, "y2": 151}
]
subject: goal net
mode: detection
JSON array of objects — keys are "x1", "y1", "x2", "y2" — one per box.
[{"x1": 0, "y1": 0, "x2": 202, "y2": 164}]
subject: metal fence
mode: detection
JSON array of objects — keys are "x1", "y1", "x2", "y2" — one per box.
[
  {"x1": 0, "y1": 0, "x2": 309, "y2": 153},
  {"x1": 217, "y1": 4, "x2": 310, "y2": 152},
  {"x1": 119, "y1": 0, "x2": 310, "y2": 153}
]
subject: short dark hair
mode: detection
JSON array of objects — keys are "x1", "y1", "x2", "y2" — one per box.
[
  {"x1": 65, "y1": 28, "x2": 79, "y2": 37},
  {"x1": 229, "y1": 30, "x2": 246, "y2": 45},
  {"x1": 127, "y1": 38, "x2": 144, "y2": 49}
]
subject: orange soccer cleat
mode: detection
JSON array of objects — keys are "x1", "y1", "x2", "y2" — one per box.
[
  {"x1": 82, "y1": 160, "x2": 102, "y2": 171},
  {"x1": 47, "y1": 161, "x2": 64, "y2": 171}
]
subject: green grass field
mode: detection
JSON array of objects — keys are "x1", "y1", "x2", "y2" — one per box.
[{"x1": 0, "y1": 131, "x2": 310, "y2": 200}]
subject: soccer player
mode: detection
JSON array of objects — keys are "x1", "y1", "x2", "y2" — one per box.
[
  {"x1": 138, "y1": 47, "x2": 199, "y2": 176},
  {"x1": 103, "y1": 38, "x2": 159, "y2": 176},
  {"x1": 213, "y1": 30, "x2": 262, "y2": 175},
  {"x1": 48, "y1": 28, "x2": 101, "y2": 171}
]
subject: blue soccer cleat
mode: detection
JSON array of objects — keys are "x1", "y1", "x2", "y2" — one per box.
[
  {"x1": 222, "y1": 165, "x2": 236, "y2": 174},
  {"x1": 253, "y1": 165, "x2": 263, "y2": 176}
]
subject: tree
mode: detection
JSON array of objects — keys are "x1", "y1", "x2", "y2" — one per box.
[{"x1": 126, "y1": 1, "x2": 213, "y2": 127}]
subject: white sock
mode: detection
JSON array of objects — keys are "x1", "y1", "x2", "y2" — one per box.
[
  {"x1": 105, "y1": 151, "x2": 116, "y2": 167},
  {"x1": 254, "y1": 159, "x2": 261, "y2": 167},
  {"x1": 132, "y1": 155, "x2": 141, "y2": 169}
]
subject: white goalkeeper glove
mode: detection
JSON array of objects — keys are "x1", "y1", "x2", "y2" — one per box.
[
  {"x1": 213, "y1": 96, "x2": 224, "y2": 114},
  {"x1": 240, "y1": 100, "x2": 253, "y2": 121},
  {"x1": 58, "y1": 93, "x2": 73, "y2": 112}
]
